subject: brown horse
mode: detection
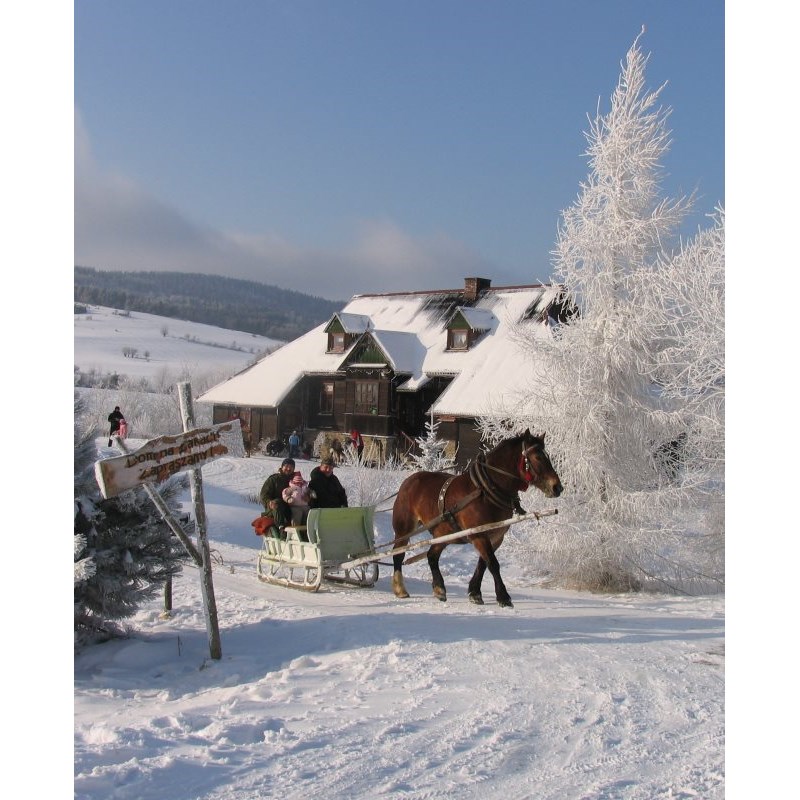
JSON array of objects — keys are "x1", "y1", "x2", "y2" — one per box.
[{"x1": 391, "y1": 430, "x2": 562, "y2": 607}]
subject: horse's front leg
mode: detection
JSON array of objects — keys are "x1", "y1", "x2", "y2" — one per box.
[
  {"x1": 468, "y1": 558, "x2": 487, "y2": 605},
  {"x1": 471, "y1": 536, "x2": 513, "y2": 608},
  {"x1": 427, "y1": 543, "x2": 448, "y2": 602}
]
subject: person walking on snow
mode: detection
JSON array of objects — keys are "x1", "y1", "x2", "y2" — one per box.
[{"x1": 107, "y1": 406, "x2": 125, "y2": 447}]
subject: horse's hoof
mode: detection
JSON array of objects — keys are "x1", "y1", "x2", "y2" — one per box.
[
  {"x1": 392, "y1": 573, "x2": 410, "y2": 599},
  {"x1": 498, "y1": 599, "x2": 514, "y2": 608},
  {"x1": 468, "y1": 593, "x2": 484, "y2": 605},
  {"x1": 433, "y1": 588, "x2": 447, "y2": 602}
]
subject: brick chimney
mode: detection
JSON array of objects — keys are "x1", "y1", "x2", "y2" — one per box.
[{"x1": 464, "y1": 277, "x2": 491, "y2": 303}]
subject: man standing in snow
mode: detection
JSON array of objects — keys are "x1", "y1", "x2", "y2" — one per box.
[
  {"x1": 259, "y1": 458, "x2": 295, "y2": 533},
  {"x1": 350, "y1": 429, "x2": 364, "y2": 460},
  {"x1": 107, "y1": 406, "x2": 125, "y2": 447},
  {"x1": 288, "y1": 430, "x2": 301, "y2": 458}
]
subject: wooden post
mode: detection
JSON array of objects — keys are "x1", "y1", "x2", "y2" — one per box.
[
  {"x1": 163, "y1": 577, "x2": 173, "y2": 618},
  {"x1": 178, "y1": 382, "x2": 222, "y2": 660}
]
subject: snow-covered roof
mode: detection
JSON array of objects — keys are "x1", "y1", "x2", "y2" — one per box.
[
  {"x1": 327, "y1": 313, "x2": 372, "y2": 334},
  {"x1": 197, "y1": 283, "x2": 560, "y2": 417},
  {"x1": 367, "y1": 330, "x2": 427, "y2": 376},
  {"x1": 451, "y1": 306, "x2": 495, "y2": 330}
]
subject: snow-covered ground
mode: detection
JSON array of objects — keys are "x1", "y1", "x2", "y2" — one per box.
[
  {"x1": 74, "y1": 304, "x2": 282, "y2": 381},
  {"x1": 74, "y1": 447, "x2": 725, "y2": 800}
]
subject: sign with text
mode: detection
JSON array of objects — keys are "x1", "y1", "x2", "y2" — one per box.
[{"x1": 95, "y1": 420, "x2": 243, "y2": 499}]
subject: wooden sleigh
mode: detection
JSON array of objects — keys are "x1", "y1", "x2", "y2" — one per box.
[
  {"x1": 256, "y1": 507, "x2": 379, "y2": 592},
  {"x1": 255, "y1": 503, "x2": 558, "y2": 594}
]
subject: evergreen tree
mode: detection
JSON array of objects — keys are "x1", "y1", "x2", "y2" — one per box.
[
  {"x1": 408, "y1": 417, "x2": 456, "y2": 472},
  {"x1": 74, "y1": 394, "x2": 188, "y2": 648}
]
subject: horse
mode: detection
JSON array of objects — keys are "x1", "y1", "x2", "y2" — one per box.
[{"x1": 391, "y1": 430, "x2": 562, "y2": 608}]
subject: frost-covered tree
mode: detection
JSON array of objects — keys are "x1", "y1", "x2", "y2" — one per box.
[
  {"x1": 489, "y1": 32, "x2": 725, "y2": 592},
  {"x1": 337, "y1": 442, "x2": 410, "y2": 509},
  {"x1": 74, "y1": 394, "x2": 187, "y2": 648},
  {"x1": 638, "y1": 207, "x2": 725, "y2": 478},
  {"x1": 408, "y1": 417, "x2": 456, "y2": 472}
]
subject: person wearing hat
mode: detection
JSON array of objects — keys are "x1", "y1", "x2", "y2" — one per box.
[
  {"x1": 308, "y1": 456, "x2": 348, "y2": 509},
  {"x1": 281, "y1": 470, "x2": 310, "y2": 525},
  {"x1": 259, "y1": 458, "x2": 296, "y2": 533}
]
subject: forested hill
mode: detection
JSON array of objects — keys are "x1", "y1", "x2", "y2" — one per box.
[{"x1": 74, "y1": 267, "x2": 344, "y2": 340}]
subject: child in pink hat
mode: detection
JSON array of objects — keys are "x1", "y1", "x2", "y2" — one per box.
[{"x1": 282, "y1": 471, "x2": 310, "y2": 525}]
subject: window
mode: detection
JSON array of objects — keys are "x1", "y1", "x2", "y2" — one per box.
[
  {"x1": 320, "y1": 382, "x2": 334, "y2": 414},
  {"x1": 354, "y1": 381, "x2": 379, "y2": 414},
  {"x1": 328, "y1": 332, "x2": 346, "y2": 353},
  {"x1": 448, "y1": 329, "x2": 469, "y2": 350}
]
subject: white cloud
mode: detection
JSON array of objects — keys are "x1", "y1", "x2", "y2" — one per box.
[{"x1": 74, "y1": 110, "x2": 504, "y2": 300}]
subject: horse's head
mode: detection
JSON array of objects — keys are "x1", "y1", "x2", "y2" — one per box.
[{"x1": 519, "y1": 430, "x2": 562, "y2": 498}]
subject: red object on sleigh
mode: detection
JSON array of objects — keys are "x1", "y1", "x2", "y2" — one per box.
[{"x1": 252, "y1": 516, "x2": 275, "y2": 536}]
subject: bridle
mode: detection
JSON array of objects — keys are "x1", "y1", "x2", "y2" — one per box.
[
  {"x1": 465, "y1": 437, "x2": 546, "y2": 510},
  {"x1": 479, "y1": 439, "x2": 544, "y2": 486},
  {"x1": 519, "y1": 440, "x2": 546, "y2": 487}
]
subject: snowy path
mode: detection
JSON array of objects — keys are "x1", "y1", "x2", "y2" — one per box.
[{"x1": 75, "y1": 540, "x2": 723, "y2": 800}]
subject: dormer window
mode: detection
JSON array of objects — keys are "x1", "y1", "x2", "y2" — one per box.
[
  {"x1": 324, "y1": 312, "x2": 372, "y2": 354},
  {"x1": 329, "y1": 331, "x2": 346, "y2": 353},
  {"x1": 445, "y1": 306, "x2": 494, "y2": 351},
  {"x1": 448, "y1": 329, "x2": 469, "y2": 350}
]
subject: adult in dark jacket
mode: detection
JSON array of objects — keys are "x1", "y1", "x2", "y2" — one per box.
[
  {"x1": 107, "y1": 406, "x2": 125, "y2": 446},
  {"x1": 259, "y1": 458, "x2": 295, "y2": 530},
  {"x1": 308, "y1": 457, "x2": 348, "y2": 509}
]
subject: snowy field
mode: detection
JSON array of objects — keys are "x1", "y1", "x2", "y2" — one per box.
[
  {"x1": 74, "y1": 304, "x2": 282, "y2": 382},
  {"x1": 74, "y1": 446, "x2": 725, "y2": 800}
]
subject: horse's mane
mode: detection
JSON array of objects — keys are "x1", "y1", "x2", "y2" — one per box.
[{"x1": 486, "y1": 430, "x2": 535, "y2": 458}]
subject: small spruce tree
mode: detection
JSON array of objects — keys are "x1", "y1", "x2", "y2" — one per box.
[
  {"x1": 408, "y1": 417, "x2": 456, "y2": 472},
  {"x1": 74, "y1": 394, "x2": 187, "y2": 648}
]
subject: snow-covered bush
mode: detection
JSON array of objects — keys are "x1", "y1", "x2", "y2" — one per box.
[
  {"x1": 338, "y1": 445, "x2": 410, "y2": 510},
  {"x1": 76, "y1": 380, "x2": 214, "y2": 440}
]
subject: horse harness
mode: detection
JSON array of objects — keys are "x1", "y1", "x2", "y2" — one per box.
[
  {"x1": 395, "y1": 439, "x2": 542, "y2": 549},
  {"x1": 436, "y1": 438, "x2": 540, "y2": 532}
]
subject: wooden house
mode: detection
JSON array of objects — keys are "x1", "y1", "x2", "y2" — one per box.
[{"x1": 197, "y1": 277, "x2": 565, "y2": 465}]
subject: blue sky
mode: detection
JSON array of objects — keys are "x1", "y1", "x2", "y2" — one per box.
[{"x1": 73, "y1": 0, "x2": 724, "y2": 300}]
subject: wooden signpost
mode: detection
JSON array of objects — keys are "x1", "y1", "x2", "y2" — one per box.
[
  {"x1": 94, "y1": 383, "x2": 242, "y2": 660},
  {"x1": 95, "y1": 421, "x2": 242, "y2": 500}
]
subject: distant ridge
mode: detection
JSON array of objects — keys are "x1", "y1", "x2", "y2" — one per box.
[{"x1": 74, "y1": 267, "x2": 344, "y2": 340}]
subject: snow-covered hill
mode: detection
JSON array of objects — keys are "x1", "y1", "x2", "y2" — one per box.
[{"x1": 74, "y1": 304, "x2": 284, "y2": 382}]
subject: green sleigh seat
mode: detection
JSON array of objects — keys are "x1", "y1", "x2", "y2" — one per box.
[{"x1": 257, "y1": 507, "x2": 378, "y2": 591}]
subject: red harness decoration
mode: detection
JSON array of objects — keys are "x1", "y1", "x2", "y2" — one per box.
[{"x1": 518, "y1": 454, "x2": 534, "y2": 488}]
